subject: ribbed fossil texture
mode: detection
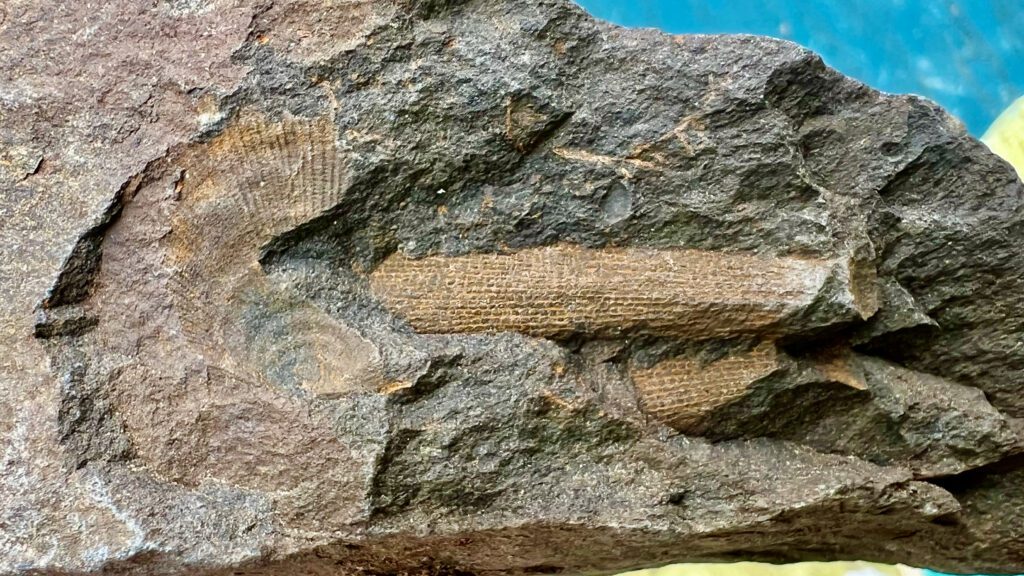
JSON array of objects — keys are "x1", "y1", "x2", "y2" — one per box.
[
  {"x1": 630, "y1": 343, "x2": 779, "y2": 431},
  {"x1": 166, "y1": 113, "x2": 380, "y2": 396},
  {"x1": 369, "y1": 245, "x2": 832, "y2": 339}
]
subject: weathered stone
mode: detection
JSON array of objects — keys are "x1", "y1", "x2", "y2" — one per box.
[{"x1": 2, "y1": 0, "x2": 1024, "y2": 574}]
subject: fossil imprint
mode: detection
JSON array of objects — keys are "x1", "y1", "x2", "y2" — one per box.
[
  {"x1": 105, "y1": 113, "x2": 876, "y2": 431},
  {"x1": 166, "y1": 113, "x2": 382, "y2": 397},
  {"x1": 370, "y1": 245, "x2": 846, "y2": 339},
  {"x1": 369, "y1": 245, "x2": 874, "y2": 428},
  {"x1": 630, "y1": 342, "x2": 779, "y2": 431}
]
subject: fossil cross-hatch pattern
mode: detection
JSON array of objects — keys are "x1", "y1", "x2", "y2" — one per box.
[
  {"x1": 370, "y1": 245, "x2": 855, "y2": 428},
  {"x1": 370, "y1": 245, "x2": 833, "y2": 339}
]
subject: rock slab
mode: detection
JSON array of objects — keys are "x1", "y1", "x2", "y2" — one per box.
[{"x1": 2, "y1": 0, "x2": 1024, "y2": 574}]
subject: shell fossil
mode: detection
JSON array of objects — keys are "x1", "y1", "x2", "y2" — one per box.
[{"x1": 167, "y1": 112, "x2": 382, "y2": 397}]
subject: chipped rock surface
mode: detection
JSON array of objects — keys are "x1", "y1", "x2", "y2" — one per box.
[{"x1": 2, "y1": 0, "x2": 1024, "y2": 574}]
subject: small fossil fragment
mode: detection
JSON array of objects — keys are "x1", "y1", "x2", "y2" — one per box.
[{"x1": 630, "y1": 342, "x2": 779, "y2": 431}]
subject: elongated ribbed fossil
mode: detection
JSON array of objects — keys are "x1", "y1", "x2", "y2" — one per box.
[{"x1": 369, "y1": 245, "x2": 855, "y2": 339}]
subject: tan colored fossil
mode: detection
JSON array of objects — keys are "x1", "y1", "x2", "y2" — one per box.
[
  {"x1": 369, "y1": 245, "x2": 880, "y2": 431},
  {"x1": 107, "y1": 112, "x2": 875, "y2": 438},
  {"x1": 369, "y1": 245, "x2": 839, "y2": 339},
  {"x1": 72, "y1": 112, "x2": 382, "y2": 530},
  {"x1": 166, "y1": 112, "x2": 382, "y2": 397},
  {"x1": 630, "y1": 343, "x2": 780, "y2": 431}
]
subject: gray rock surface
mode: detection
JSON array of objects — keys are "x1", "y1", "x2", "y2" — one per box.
[{"x1": 2, "y1": 0, "x2": 1024, "y2": 574}]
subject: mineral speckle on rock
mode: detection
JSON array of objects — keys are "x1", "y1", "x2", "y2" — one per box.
[{"x1": 3, "y1": 0, "x2": 1024, "y2": 574}]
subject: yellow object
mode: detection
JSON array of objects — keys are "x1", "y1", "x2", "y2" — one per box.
[
  {"x1": 982, "y1": 95, "x2": 1024, "y2": 179},
  {"x1": 619, "y1": 561, "x2": 922, "y2": 576}
]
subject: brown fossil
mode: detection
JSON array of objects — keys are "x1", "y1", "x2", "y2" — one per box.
[
  {"x1": 630, "y1": 342, "x2": 780, "y2": 431},
  {"x1": 59, "y1": 112, "x2": 384, "y2": 530},
  {"x1": 8, "y1": 0, "x2": 1024, "y2": 570},
  {"x1": 369, "y1": 245, "x2": 880, "y2": 431},
  {"x1": 369, "y1": 244, "x2": 842, "y2": 339},
  {"x1": 167, "y1": 112, "x2": 382, "y2": 397}
]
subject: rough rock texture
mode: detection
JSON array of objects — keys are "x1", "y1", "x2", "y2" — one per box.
[{"x1": 3, "y1": 1, "x2": 1024, "y2": 574}]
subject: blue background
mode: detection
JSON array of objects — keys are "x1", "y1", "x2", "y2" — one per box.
[{"x1": 574, "y1": 0, "x2": 1024, "y2": 135}]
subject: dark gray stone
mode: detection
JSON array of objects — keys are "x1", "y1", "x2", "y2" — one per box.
[{"x1": 2, "y1": 1, "x2": 1024, "y2": 574}]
